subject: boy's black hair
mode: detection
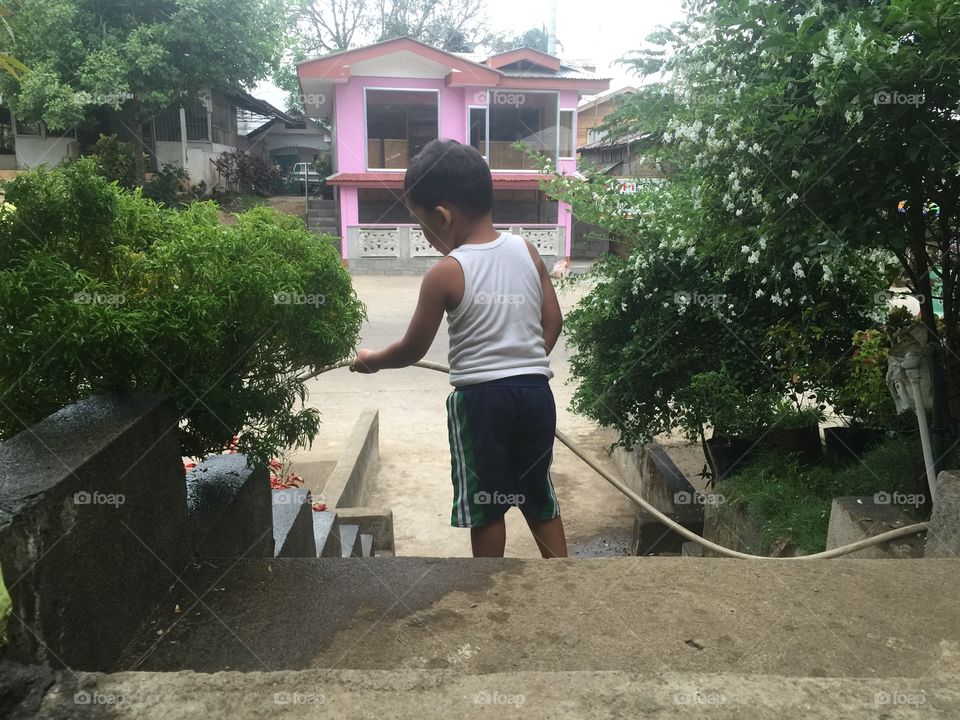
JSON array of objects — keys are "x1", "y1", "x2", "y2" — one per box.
[{"x1": 403, "y1": 139, "x2": 493, "y2": 219}]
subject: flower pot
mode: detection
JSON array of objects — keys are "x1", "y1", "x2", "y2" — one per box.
[
  {"x1": 705, "y1": 436, "x2": 757, "y2": 483},
  {"x1": 824, "y1": 426, "x2": 884, "y2": 463},
  {"x1": 771, "y1": 425, "x2": 823, "y2": 465}
]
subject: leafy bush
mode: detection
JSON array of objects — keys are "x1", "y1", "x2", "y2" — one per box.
[
  {"x1": 0, "y1": 159, "x2": 365, "y2": 462},
  {"x1": 141, "y1": 163, "x2": 194, "y2": 207},
  {"x1": 212, "y1": 148, "x2": 278, "y2": 196},
  {"x1": 675, "y1": 370, "x2": 776, "y2": 441},
  {"x1": 91, "y1": 134, "x2": 138, "y2": 190},
  {"x1": 720, "y1": 437, "x2": 922, "y2": 554}
]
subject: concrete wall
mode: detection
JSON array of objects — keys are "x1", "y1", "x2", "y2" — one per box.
[
  {"x1": 0, "y1": 394, "x2": 191, "y2": 670},
  {"x1": 14, "y1": 135, "x2": 78, "y2": 169},
  {"x1": 345, "y1": 224, "x2": 562, "y2": 274},
  {"x1": 155, "y1": 140, "x2": 232, "y2": 190}
]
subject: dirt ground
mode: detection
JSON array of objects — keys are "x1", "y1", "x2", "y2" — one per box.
[{"x1": 297, "y1": 274, "x2": 646, "y2": 558}]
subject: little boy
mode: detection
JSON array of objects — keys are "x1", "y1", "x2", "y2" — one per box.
[{"x1": 350, "y1": 139, "x2": 567, "y2": 558}]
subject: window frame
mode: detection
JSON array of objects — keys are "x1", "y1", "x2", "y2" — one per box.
[
  {"x1": 484, "y1": 89, "x2": 560, "y2": 173},
  {"x1": 363, "y1": 86, "x2": 441, "y2": 172},
  {"x1": 559, "y1": 108, "x2": 576, "y2": 159}
]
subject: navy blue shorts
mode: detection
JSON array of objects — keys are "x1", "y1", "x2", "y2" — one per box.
[{"x1": 445, "y1": 374, "x2": 560, "y2": 528}]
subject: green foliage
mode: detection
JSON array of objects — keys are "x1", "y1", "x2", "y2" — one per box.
[
  {"x1": 770, "y1": 400, "x2": 825, "y2": 430},
  {"x1": 212, "y1": 148, "x2": 278, "y2": 197},
  {"x1": 0, "y1": 159, "x2": 365, "y2": 462},
  {"x1": 140, "y1": 163, "x2": 200, "y2": 207},
  {"x1": 606, "y1": 0, "x2": 960, "y2": 413},
  {"x1": 91, "y1": 134, "x2": 138, "y2": 190},
  {"x1": 675, "y1": 370, "x2": 776, "y2": 441},
  {"x1": 0, "y1": 0, "x2": 288, "y2": 154},
  {"x1": 721, "y1": 437, "x2": 921, "y2": 554}
]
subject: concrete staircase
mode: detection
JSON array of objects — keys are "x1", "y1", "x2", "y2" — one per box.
[
  {"x1": 25, "y1": 558, "x2": 960, "y2": 718},
  {"x1": 307, "y1": 198, "x2": 339, "y2": 236},
  {"x1": 272, "y1": 486, "x2": 377, "y2": 559}
]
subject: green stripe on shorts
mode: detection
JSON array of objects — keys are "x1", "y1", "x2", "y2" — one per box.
[{"x1": 448, "y1": 390, "x2": 484, "y2": 527}]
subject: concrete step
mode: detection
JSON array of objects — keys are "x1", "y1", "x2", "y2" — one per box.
[
  {"x1": 360, "y1": 532, "x2": 373, "y2": 558},
  {"x1": 117, "y1": 558, "x2": 960, "y2": 676},
  {"x1": 312, "y1": 510, "x2": 342, "y2": 558},
  {"x1": 33, "y1": 668, "x2": 960, "y2": 719},
  {"x1": 339, "y1": 523, "x2": 362, "y2": 558},
  {"x1": 271, "y1": 488, "x2": 316, "y2": 558}
]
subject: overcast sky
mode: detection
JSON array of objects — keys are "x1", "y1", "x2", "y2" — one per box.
[
  {"x1": 253, "y1": 0, "x2": 687, "y2": 107},
  {"x1": 484, "y1": 0, "x2": 686, "y2": 91}
]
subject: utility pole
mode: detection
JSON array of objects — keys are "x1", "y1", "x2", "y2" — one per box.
[{"x1": 548, "y1": 0, "x2": 557, "y2": 55}]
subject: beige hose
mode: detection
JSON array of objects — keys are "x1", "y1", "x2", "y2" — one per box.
[{"x1": 299, "y1": 359, "x2": 930, "y2": 560}]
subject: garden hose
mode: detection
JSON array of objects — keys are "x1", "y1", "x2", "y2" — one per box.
[{"x1": 298, "y1": 360, "x2": 930, "y2": 560}]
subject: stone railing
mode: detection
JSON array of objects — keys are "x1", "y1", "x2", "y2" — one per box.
[{"x1": 346, "y1": 224, "x2": 564, "y2": 274}]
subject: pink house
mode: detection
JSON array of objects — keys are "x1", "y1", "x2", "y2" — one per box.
[{"x1": 296, "y1": 37, "x2": 610, "y2": 272}]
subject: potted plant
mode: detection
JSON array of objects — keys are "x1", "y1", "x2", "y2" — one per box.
[
  {"x1": 676, "y1": 371, "x2": 775, "y2": 484},
  {"x1": 770, "y1": 398, "x2": 825, "y2": 465},
  {"x1": 827, "y1": 325, "x2": 902, "y2": 462}
]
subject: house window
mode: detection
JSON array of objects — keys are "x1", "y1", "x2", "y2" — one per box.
[
  {"x1": 469, "y1": 107, "x2": 487, "y2": 157},
  {"x1": 153, "y1": 104, "x2": 209, "y2": 142},
  {"x1": 365, "y1": 89, "x2": 438, "y2": 170},
  {"x1": 487, "y1": 91, "x2": 558, "y2": 170},
  {"x1": 358, "y1": 187, "x2": 410, "y2": 223},
  {"x1": 491, "y1": 190, "x2": 558, "y2": 224},
  {"x1": 559, "y1": 110, "x2": 575, "y2": 158}
]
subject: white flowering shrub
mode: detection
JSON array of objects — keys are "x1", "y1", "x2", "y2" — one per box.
[{"x1": 534, "y1": 0, "x2": 958, "y2": 446}]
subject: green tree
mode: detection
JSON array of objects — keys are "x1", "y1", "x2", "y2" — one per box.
[
  {"x1": 0, "y1": 160, "x2": 365, "y2": 462},
  {"x1": 603, "y1": 0, "x2": 960, "y2": 426},
  {"x1": 0, "y1": 0, "x2": 288, "y2": 182}
]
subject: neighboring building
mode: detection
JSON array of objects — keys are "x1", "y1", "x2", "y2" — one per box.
[
  {"x1": 245, "y1": 116, "x2": 332, "y2": 178},
  {"x1": 575, "y1": 86, "x2": 637, "y2": 154},
  {"x1": 578, "y1": 131, "x2": 661, "y2": 179},
  {"x1": 3, "y1": 89, "x2": 299, "y2": 191},
  {"x1": 296, "y1": 37, "x2": 610, "y2": 272}
]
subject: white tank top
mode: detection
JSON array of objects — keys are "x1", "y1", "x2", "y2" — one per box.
[{"x1": 446, "y1": 232, "x2": 553, "y2": 387}]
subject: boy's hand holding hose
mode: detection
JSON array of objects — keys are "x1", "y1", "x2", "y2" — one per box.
[{"x1": 350, "y1": 348, "x2": 379, "y2": 374}]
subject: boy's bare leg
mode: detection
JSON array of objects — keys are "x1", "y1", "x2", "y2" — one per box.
[
  {"x1": 471, "y1": 516, "x2": 506, "y2": 557},
  {"x1": 524, "y1": 515, "x2": 568, "y2": 558}
]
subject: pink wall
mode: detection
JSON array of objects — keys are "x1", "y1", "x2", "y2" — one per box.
[
  {"x1": 334, "y1": 80, "x2": 584, "y2": 259},
  {"x1": 335, "y1": 77, "x2": 467, "y2": 173}
]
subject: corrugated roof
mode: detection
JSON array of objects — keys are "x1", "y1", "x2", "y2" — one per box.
[{"x1": 498, "y1": 67, "x2": 604, "y2": 80}]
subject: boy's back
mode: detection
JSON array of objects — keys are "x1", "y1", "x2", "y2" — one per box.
[{"x1": 446, "y1": 231, "x2": 552, "y2": 386}]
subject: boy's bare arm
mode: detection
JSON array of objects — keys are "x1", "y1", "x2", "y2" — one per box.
[
  {"x1": 526, "y1": 242, "x2": 563, "y2": 355},
  {"x1": 351, "y1": 258, "x2": 460, "y2": 373}
]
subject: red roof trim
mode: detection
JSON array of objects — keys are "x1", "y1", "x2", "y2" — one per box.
[
  {"x1": 327, "y1": 171, "x2": 556, "y2": 188},
  {"x1": 298, "y1": 37, "x2": 501, "y2": 84}
]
